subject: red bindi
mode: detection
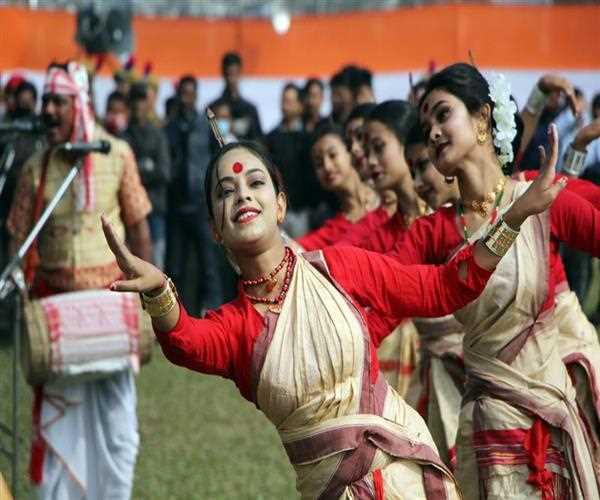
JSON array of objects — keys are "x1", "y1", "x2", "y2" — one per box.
[{"x1": 232, "y1": 162, "x2": 244, "y2": 174}]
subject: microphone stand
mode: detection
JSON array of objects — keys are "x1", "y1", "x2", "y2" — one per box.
[
  {"x1": 0, "y1": 155, "x2": 83, "y2": 500},
  {"x1": 0, "y1": 135, "x2": 17, "y2": 199}
]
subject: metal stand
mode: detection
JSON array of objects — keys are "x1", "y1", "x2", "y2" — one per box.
[
  {"x1": 0, "y1": 268, "x2": 24, "y2": 499},
  {"x1": 0, "y1": 142, "x2": 16, "y2": 198},
  {"x1": 0, "y1": 157, "x2": 83, "y2": 499}
]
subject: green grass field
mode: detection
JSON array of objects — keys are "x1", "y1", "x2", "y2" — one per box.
[{"x1": 0, "y1": 340, "x2": 298, "y2": 499}]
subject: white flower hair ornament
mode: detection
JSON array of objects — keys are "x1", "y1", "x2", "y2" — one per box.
[{"x1": 488, "y1": 73, "x2": 518, "y2": 167}]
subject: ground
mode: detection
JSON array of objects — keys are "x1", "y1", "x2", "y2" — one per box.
[{"x1": 0, "y1": 339, "x2": 298, "y2": 499}]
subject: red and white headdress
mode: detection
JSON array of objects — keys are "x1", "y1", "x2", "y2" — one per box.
[{"x1": 44, "y1": 61, "x2": 96, "y2": 211}]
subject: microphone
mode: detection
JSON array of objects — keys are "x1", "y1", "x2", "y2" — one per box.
[
  {"x1": 0, "y1": 119, "x2": 45, "y2": 134},
  {"x1": 60, "y1": 140, "x2": 111, "y2": 155}
]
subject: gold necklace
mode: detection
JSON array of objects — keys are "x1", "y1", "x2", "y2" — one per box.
[{"x1": 469, "y1": 177, "x2": 506, "y2": 218}]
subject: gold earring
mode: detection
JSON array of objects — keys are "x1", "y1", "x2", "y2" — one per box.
[{"x1": 477, "y1": 128, "x2": 488, "y2": 145}]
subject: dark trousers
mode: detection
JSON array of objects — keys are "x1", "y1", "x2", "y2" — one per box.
[{"x1": 166, "y1": 208, "x2": 224, "y2": 315}]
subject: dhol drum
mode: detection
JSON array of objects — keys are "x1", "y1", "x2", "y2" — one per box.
[{"x1": 22, "y1": 289, "x2": 153, "y2": 386}]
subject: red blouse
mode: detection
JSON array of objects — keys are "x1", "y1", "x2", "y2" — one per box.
[
  {"x1": 339, "y1": 211, "x2": 409, "y2": 253},
  {"x1": 516, "y1": 170, "x2": 600, "y2": 285},
  {"x1": 155, "y1": 245, "x2": 492, "y2": 402},
  {"x1": 517, "y1": 170, "x2": 600, "y2": 209},
  {"x1": 298, "y1": 208, "x2": 389, "y2": 251},
  {"x1": 390, "y1": 189, "x2": 600, "y2": 312}
]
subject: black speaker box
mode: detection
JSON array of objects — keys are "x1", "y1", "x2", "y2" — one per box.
[{"x1": 76, "y1": 4, "x2": 133, "y2": 55}]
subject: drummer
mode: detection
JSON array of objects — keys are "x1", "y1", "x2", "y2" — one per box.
[{"x1": 7, "y1": 61, "x2": 152, "y2": 499}]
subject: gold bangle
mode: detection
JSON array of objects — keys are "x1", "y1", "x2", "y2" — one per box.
[
  {"x1": 141, "y1": 277, "x2": 179, "y2": 318},
  {"x1": 483, "y1": 218, "x2": 520, "y2": 257}
]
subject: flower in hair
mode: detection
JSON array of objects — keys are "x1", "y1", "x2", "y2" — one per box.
[{"x1": 488, "y1": 73, "x2": 517, "y2": 166}]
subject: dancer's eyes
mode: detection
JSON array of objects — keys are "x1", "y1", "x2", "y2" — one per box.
[
  {"x1": 373, "y1": 140, "x2": 385, "y2": 155},
  {"x1": 436, "y1": 107, "x2": 450, "y2": 123},
  {"x1": 216, "y1": 184, "x2": 235, "y2": 198}
]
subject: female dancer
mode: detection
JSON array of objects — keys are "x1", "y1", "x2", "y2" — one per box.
[
  {"x1": 336, "y1": 100, "x2": 427, "y2": 253},
  {"x1": 404, "y1": 103, "x2": 600, "y2": 472},
  {"x1": 401, "y1": 127, "x2": 465, "y2": 468},
  {"x1": 345, "y1": 103, "x2": 400, "y2": 220},
  {"x1": 334, "y1": 101, "x2": 428, "y2": 396},
  {"x1": 345, "y1": 103, "x2": 377, "y2": 184},
  {"x1": 364, "y1": 100, "x2": 425, "y2": 229},
  {"x1": 399, "y1": 62, "x2": 600, "y2": 498},
  {"x1": 298, "y1": 123, "x2": 387, "y2": 251},
  {"x1": 102, "y1": 139, "x2": 559, "y2": 499}
]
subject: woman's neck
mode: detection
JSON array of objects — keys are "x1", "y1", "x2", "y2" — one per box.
[
  {"x1": 393, "y1": 174, "x2": 421, "y2": 217},
  {"x1": 235, "y1": 240, "x2": 286, "y2": 281},
  {"x1": 457, "y1": 152, "x2": 505, "y2": 209},
  {"x1": 380, "y1": 190, "x2": 398, "y2": 216},
  {"x1": 339, "y1": 175, "x2": 375, "y2": 221}
]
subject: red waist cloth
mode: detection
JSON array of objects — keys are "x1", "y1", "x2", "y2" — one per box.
[
  {"x1": 473, "y1": 419, "x2": 558, "y2": 500},
  {"x1": 523, "y1": 419, "x2": 554, "y2": 500}
]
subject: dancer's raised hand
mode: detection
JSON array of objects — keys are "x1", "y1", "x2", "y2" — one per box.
[
  {"x1": 505, "y1": 124, "x2": 567, "y2": 228},
  {"x1": 102, "y1": 215, "x2": 165, "y2": 294}
]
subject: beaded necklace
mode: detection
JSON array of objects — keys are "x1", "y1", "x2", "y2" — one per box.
[
  {"x1": 243, "y1": 247, "x2": 295, "y2": 313},
  {"x1": 241, "y1": 246, "x2": 291, "y2": 292},
  {"x1": 457, "y1": 179, "x2": 506, "y2": 241}
]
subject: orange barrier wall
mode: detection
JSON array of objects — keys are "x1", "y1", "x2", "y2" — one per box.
[{"x1": 1, "y1": 4, "x2": 599, "y2": 77}]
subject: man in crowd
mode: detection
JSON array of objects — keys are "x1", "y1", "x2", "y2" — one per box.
[
  {"x1": 302, "y1": 77, "x2": 325, "y2": 133},
  {"x1": 267, "y1": 82, "x2": 315, "y2": 236},
  {"x1": 329, "y1": 68, "x2": 355, "y2": 126},
  {"x1": 104, "y1": 90, "x2": 129, "y2": 137},
  {"x1": 352, "y1": 66, "x2": 375, "y2": 105},
  {"x1": 1, "y1": 74, "x2": 25, "y2": 121},
  {"x1": 0, "y1": 78, "x2": 45, "y2": 333},
  {"x1": 7, "y1": 60, "x2": 152, "y2": 499},
  {"x1": 123, "y1": 81, "x2": 171, "y2": 270},
  {"x1": 165, "y1": 75, "x2": 224, "y2": 313},
  {"x1": 209, "y1": 52, "x2": 263, "y2": 141}
]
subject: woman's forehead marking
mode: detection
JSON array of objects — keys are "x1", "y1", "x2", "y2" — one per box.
[{"x1": 232, "y1": 161, "x2": 244, "y2": 174}]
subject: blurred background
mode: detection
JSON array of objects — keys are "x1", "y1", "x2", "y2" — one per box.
[{"x1": 1, "y1": 0, "x2": 599, "y2": 130}]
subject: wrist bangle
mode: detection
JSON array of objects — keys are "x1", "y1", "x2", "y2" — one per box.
[
  {"x1": 141, "y1": 277, "x2": 179, "y2": 317},
  {"x1": 525, "y1": 85, "x2": 548, "y2": 115},
  {"x1": 483, "y1": 218, "x2": 520, "y2": 257},
  {"x1": 562, "y1": 145, "x2": 587, "y2": 177}
]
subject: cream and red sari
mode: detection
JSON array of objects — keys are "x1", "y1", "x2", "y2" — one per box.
[
  {"x1": 452, "y1": 182, "x2": 599, "y2": 499},
  {"x1": 406, "y1": 316, "x2": 465, "y2": 470},
  {"x1": 556, "y1": 287, "x2": 600, "y2": 470},
  {"x1": 252, "y1": 251, "x2": 459, "y2": 499}
]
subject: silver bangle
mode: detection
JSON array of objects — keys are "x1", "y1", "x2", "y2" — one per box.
[
  {"x1": 525, "y1": 85, "x2": 548, "y2": 115},
  {"x1": 483, "y1": 218, "x2": 520, "y2": 257},
  {"x1": 562, "y1": 145, "x2": 587, "y2": 177}
]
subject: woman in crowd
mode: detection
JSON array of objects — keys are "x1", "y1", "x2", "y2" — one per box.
[
  {"x1": 325, "y1": 101, "x2": 427, "y2": 396},
  {"x1": 514, "y1": 103, "x2": 600, "y2": 471},
  {"x1": 345, "y1": 103, "x2": 378, "y2": 184},
  {"x1": 402, "y1": 90, "x2": 600, "y2": 473},
  {"x1": 401, "y1": 126, "x2": 465, "y2": 469},
  {"x1": 102, "y1": 137, "x2": 560, "y2": 499},
  {"x1": 298, "y1": 123, "x2": 387, "y2": 250},
  {"x1": 337, "y1": 100, "x2": 427, "y2": 253},
  {"x1": 345, "y1": 103, "x2": 397, "y2": 219},
  {"x1": 395, "y1": 62, "x2": 600, "y2": 498}
]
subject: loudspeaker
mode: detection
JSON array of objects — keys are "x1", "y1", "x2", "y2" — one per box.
[{"x1": 76, "y1": 3, "x2": 133, "y2": 55}]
